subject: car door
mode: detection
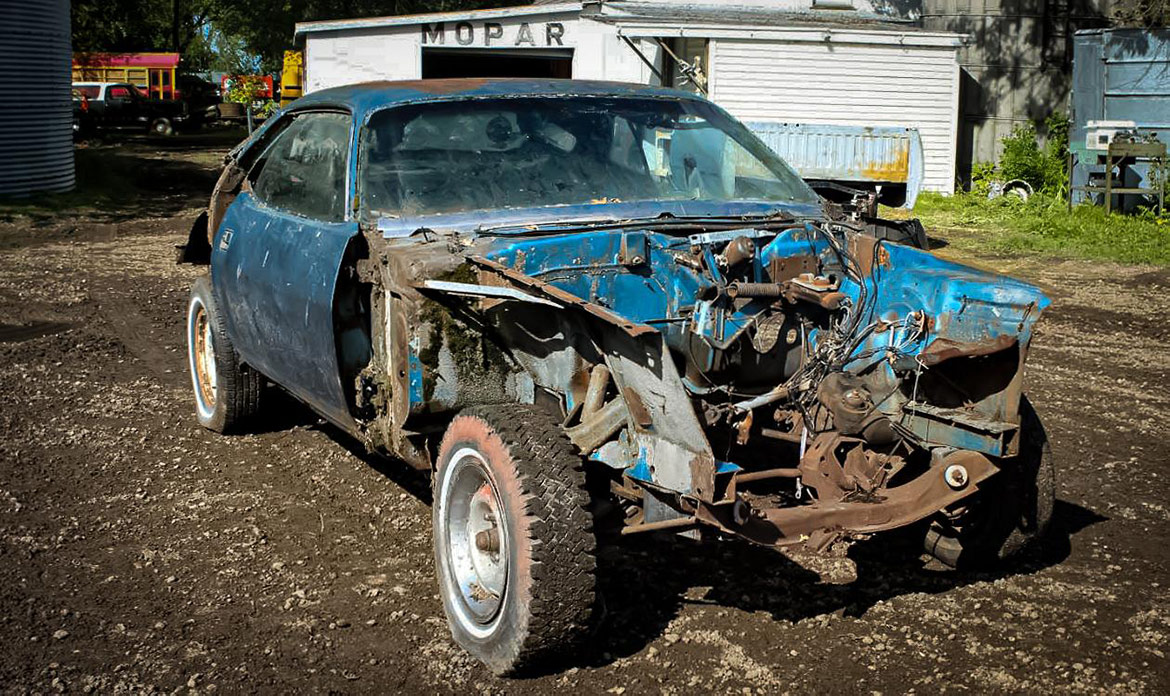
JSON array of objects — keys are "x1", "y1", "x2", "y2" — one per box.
[
  {"x1": 211, "y1": 109, "x2": 360, "y2": 429},
  {"x1": 103, "y1": 85, "x2": 132, "y2": 129}
]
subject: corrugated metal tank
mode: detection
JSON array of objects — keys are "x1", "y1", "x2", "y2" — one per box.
[{"x1": 0, "y1": 0, "x2": 75, "y2": 196}]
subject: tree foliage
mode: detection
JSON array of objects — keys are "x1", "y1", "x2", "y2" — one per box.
[
  {"x1": 72, "y1": 1, "x2": 514, "y2": 75},
  {"x1": 1113, "y1": 0, "x2": 1170, "y2": 27},
  {"x1": 72, "y1": 0, "x2": 217, "y2": 56}
]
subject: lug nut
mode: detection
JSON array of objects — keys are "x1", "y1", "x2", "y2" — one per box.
[
  {"x1": 475, "y1": 528, "x2": 500, "y2": 553},
  {"x1": 944, "y1": 464, "x2": 969, "y2": 489}
]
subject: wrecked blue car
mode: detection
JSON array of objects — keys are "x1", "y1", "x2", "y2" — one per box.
[{"x1": 181, "y1": 79, "x2": 1054, "y2": 674}]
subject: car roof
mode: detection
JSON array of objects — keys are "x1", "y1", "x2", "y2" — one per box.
[{"x1": 287, "y1": 78, "x2": 710, "y2": 119}]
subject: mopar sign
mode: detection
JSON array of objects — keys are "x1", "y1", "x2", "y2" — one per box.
[{"x1": 421, "y1": 21, "x2": 567, "y2": 47}]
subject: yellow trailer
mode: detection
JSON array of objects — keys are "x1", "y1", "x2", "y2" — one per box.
[{"x1": 280, "y1": 50, "x2": 303, "y2": 107}]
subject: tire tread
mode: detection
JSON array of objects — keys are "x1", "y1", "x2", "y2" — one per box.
[{"x1": 446, "y1": 404, "x2": 597, "y2": 673}]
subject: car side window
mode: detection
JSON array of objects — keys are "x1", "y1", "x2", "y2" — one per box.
[
  {"x1": 107, "y1": 86, "x2": 130, "y2": 100},
  {"x1": 249, "y1": 112, "x2": 352, "y2": 222}
]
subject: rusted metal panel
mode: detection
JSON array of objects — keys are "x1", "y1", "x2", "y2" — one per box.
[{"x1": 746, "y1": 122, "x2": 925, "y2": 207}]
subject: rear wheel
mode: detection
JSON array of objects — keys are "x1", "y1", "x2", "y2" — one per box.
[
  {"x1": 924, "y1": 397, "x2": 1055, "y2": 568},
  {"x1": 150, "y1": 117, "x2": 174, "y2": 136},
  {"x1": 433, "y1": 405, "x2": 596, "y2": 675},
  {"x1": 186, "y1": 276, "x2": 263, "y2": 432}
]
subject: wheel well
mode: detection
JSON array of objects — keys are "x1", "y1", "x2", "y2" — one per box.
[{"x1": 333, "y1": 235, "x2": 372, "y2": 416}]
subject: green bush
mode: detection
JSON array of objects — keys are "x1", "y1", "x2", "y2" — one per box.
[
  {"x1": 969, "y1": 160, "x2": 997, "y2": 196},
  {"x1": 993, "y1": 112, "x2": 1070, "y2": 196}
]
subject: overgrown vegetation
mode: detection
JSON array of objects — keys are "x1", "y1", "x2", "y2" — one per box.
[
  {"x1": 72, "y1": 1, "x2": 513, "y2": 75},
  {"x1": 907, "y1": 193, "x2": 1170, "y2": 266},
  {"x1": 1113, "y1": 0, "x2": 1170, "y2": 27},
  {"x1": 910, "y1": 110, "x2": 1169, "y2": 267},
  {"x1": 972, "y1": 113, "x2": 1070, "y2": 196}
]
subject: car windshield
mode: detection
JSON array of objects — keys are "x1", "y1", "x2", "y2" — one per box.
[{"x1": 360, "y1": 96, "x2": 818, "y2": 220}]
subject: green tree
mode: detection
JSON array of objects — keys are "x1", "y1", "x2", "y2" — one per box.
[
  {"x1": 72, "y1": 0, "x2": 217, "y2": 56},
  {"x1": 1113, "y1": 0, "x2": 1170, "y2": 26},
  {"x1": 216, "y1": 1, "x2": 510, "y2": 74},
  {"x1": 73, "y1": 1, "x2": 518, "y2": 77}
]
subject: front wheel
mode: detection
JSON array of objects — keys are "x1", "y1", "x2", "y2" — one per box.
[
  {"x1": 924, "y1": 397, "x2": 1055, "y2": 568},
  {"x1": 433, "y1": 405, "x2": 597, "y2": 675},
  {"x1": 150, "y1": 117, "x2": 174, "y2": 136}
]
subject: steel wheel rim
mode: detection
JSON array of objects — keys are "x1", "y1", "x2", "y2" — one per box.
[
  {"x1": 442, "y1": 447, "x2": 508, "y2": 634},
  {"x1": 189, "y1": 301, "x2": 217, "y2": 414}
]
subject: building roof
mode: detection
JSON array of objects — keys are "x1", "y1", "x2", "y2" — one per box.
[
  {"x1": 590, "y1": 1, "x2": 916, "y2": 27},
  {"x1": 72, "y1": 52, "x2": 181, "y2": 68},
  {"x1": 289, "y1": 77, "x2": 707, "y2": 115}
]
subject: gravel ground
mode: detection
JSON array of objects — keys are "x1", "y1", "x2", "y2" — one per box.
[{"x1": 0, "y1": 138, "x2": 1167, "y2": 694}]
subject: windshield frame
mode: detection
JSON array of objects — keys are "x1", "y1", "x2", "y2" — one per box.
[{"x1": 357, "y1": 93, "x2": 819, "y2": 223}]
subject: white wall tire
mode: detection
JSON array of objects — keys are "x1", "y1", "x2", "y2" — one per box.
[
  {"x1": 433, "y1": 405, "x2": 596, "y2": 675},
  {"x1": 186, "y1": 276, "x2": 263, "y2": 433}
]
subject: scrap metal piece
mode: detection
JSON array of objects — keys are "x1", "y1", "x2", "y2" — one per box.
[
  {"x1": 699, "y1": 450, "x2": 998, "y2": 547},
  {"x1": 918, "y1": 334, "x2": 1018, "y2": 367},
  {"x1": 418, "y1": 279, "x2": 563, "y2": 307},
  {"x1": 468, "y1": 255, "x2": 657, "y2": 337}
]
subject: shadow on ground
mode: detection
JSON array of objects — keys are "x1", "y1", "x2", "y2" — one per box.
[
  {"x1": 567, "y1": 498, "x2": 1104, "y2": 672},
  {"x1": 0, "y1": 129, "x2": 246, "y2": 225},
  {"x1": 314, "y1": 406, "x2": 1105, "y2": 675}
]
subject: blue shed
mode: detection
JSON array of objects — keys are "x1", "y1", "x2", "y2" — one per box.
[{"x1": 1070, "y1": 28, "x2": 1170, "y2": 209}]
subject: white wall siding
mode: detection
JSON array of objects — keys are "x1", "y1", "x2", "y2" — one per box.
[
  {"x1": 710, "y1": 39, "x2": 959, "y2": 193},
  {"x1": 305, "y1": 29, "x2": 420, "y2": 92}
]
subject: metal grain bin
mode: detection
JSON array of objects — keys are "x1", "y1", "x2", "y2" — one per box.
[
  {"x1": 745, "y1": 122, "x2": 924, "y2": 209},
  {"x1": 0, "y1": 0, "x2": 75, "y2": 196}
]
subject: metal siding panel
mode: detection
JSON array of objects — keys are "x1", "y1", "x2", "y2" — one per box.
[
  {"x1": 0, "y1": 0, "x2": 74, "y2": 196},
  {"x1": 306, "y1": 29, "x2": 422, "y2": 93},
  {"x1": 711, "y1": 38, "x2": 959, "y2": 193},
  {"x1": 744, "y1": 122, "x2": 925, "y2": 205}
]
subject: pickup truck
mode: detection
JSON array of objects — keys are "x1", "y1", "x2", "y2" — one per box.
[{"x1": 71, "y1": 82, "x2": 196, "y2": 135}]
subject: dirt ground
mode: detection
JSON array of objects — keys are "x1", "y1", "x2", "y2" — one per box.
[{"x1": 1, "y1": 135, "x2": 1168, "y2": 695}]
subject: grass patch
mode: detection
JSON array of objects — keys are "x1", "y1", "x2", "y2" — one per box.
[
  {"x1": 896, "y1": 192, "x2": 1170, "y2": 267},
  {"x1": 0, "y1": 147, "x2": 143, "y2": 218},
  {"x1": 0, "y1": 128, "x2": 245, "y2": 221}
]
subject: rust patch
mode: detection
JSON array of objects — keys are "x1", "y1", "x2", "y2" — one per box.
[
  {"x1": 919, "y1": 335, "x2": 1018, "y2": 367},
  {"x1": 860, "y1": 143, "x2": 910, "y2": 183},
  {"x1": 623, "y1": 386, "x2": 653, "y2": 428},
  {"x1": 469, "y1": 256, "x2": 657, "y2": 337},
  {"x1": 850, "y1": 234, "x2": 891, "y2": 276},
  {"x1": 769, "y1": 255, "x2": 818, "y2": 283},
  {"x1": 371, "y1": 77, "x2": 493, "y2": 95}
]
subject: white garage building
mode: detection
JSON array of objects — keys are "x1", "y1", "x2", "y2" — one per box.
[{"x1": 295, "y1": 1, "x2": 964, "y2": 194}]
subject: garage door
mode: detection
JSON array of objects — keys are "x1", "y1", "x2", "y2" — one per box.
[{"x1": 709, "y1": 38, "x2": 960, "y2": 194}]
